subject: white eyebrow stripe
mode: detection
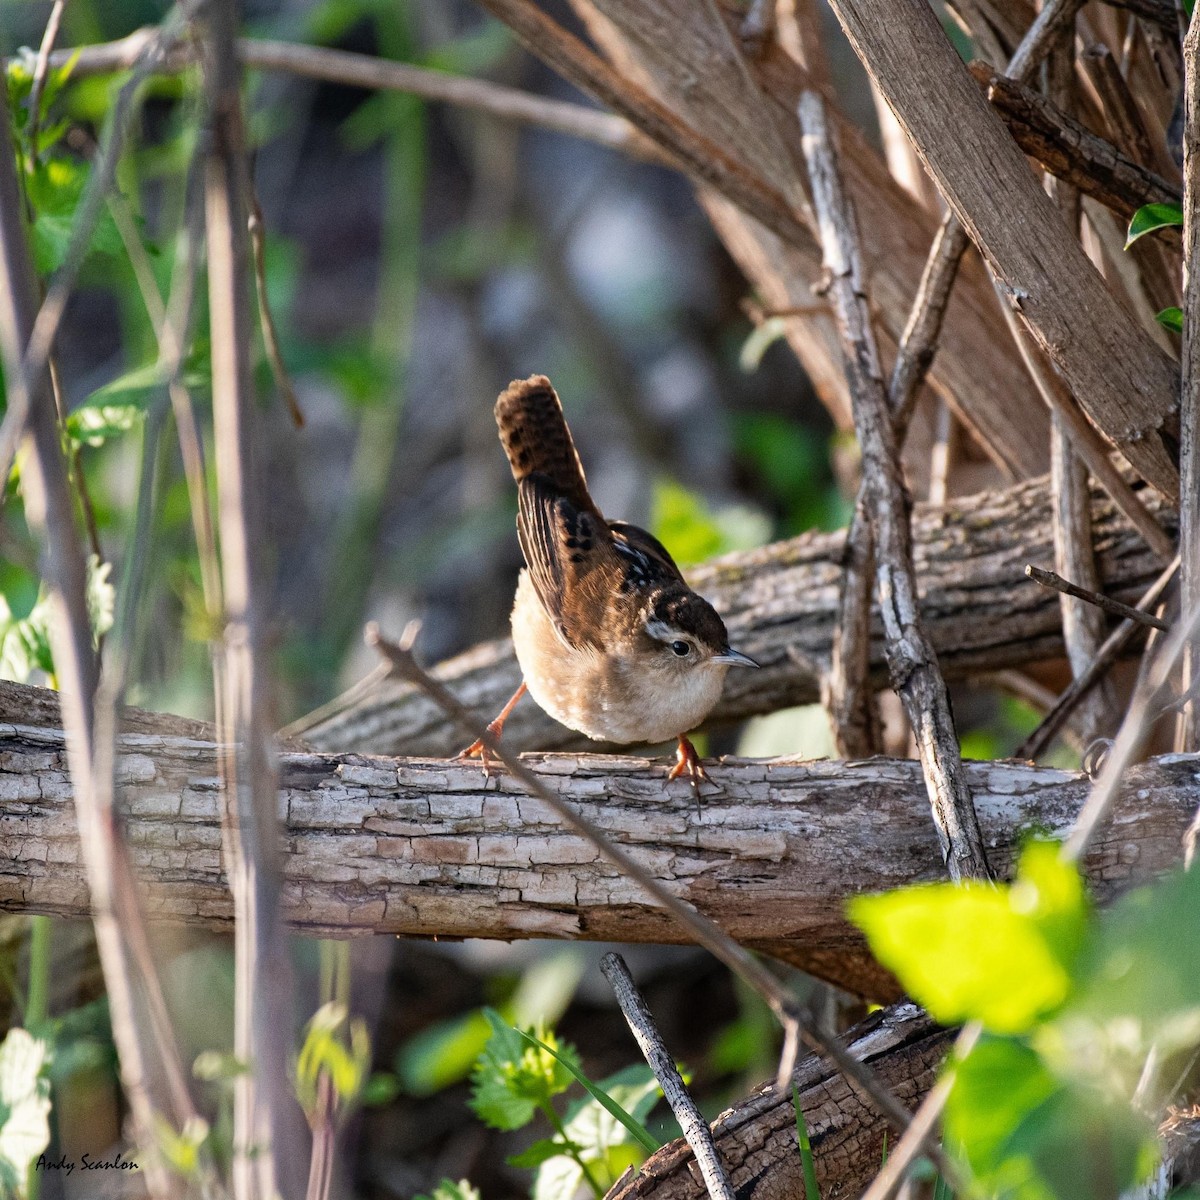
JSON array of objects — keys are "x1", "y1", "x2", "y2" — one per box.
[{"x1": 645, "y1": 617, "x2": 685, "y2": 642}]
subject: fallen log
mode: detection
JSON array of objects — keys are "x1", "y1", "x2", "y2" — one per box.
[
  {"x1": 292, "y1": 475, "x2": 1173, "y2": 757},
  {"x1": 0, "y1": 705, "x2": 1193, "y2": 998}
]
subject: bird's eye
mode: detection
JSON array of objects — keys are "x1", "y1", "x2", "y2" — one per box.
[{"x1": 670, "y1": 640, "x2": 690, "y2": 657}]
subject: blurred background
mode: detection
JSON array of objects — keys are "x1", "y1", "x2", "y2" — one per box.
[{"x1": 0, "y1": 0, "x2": 1043, "y2": 1195}]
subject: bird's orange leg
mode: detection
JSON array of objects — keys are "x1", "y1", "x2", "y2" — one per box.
[
  {"x1": 456, "y1": 681, "x2": 528, "y2": 776},
  {"x1": 667, "y1": 734, "x2": 713, "y2": 801}
]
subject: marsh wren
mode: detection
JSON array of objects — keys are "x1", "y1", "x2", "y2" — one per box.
[{"x1": 458, "y1": 374, "x2": 758, "y2": 791}]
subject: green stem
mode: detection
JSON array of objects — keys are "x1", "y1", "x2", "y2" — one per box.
[
  {"x1": 540, "y1": 1100, "x2": 604, "y2": 1200},
  {"x1": 25, "y1": 916, "x2": 51, "y2": 1028}
]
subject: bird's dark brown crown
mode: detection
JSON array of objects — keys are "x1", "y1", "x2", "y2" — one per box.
[{"x1": 648, "y1": 588, "x2": 730, "y2": 651}]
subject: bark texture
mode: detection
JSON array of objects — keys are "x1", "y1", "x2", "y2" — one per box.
[
  {"x1": 1, "y1": 708, "x2": 1195, "y2": 998},
  {"x1": 570, "y1": 0, "x2": 1049, "y2": 478},
  {"x1": 823, "y1": 0, "x2": 1181, "y2": 497},
  {"x1": 608, "y1": 1003, "x2": 950, "y2": 1200},
  {"x1": 293, "y1": 476, "x2": 1173, "y2": 758}
]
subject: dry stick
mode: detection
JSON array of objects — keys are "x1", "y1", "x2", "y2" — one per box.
[
  {"x1": 1180, "y1": 11, "x2": 1200, "y2": 754},
  {"x1": 1026, "y1": 565, "x2": 1170, "y2": 631},
  {"x1": 1017, "y1": 556, "x2": 1180, "y2": 760},
  {"x1": 799, "y1": 91, "x2": 992, "y2": 883},
  {"x1": 0, "y1": 20, "x2": 177, "y2": 495},
  {"x1": 1046, "y1": 36, "x2": 1116, "y2": 749},
  {"x1": 0, "y1": 93, "x2": 181, "y2": 1197},
  {"x1": 600, "y1": 953, "x2": 735, "y2": 1200},
  {"x1": 26, "y1": 0, "x2": 69, "y2": 163},
  {"x1": 825, "y1": 213, "x2": 969, "y2": 760},
  {"x1": 990, "y1": 285, "x2": 1175, "y2": 562},
  {"x1": 364, "y1": 624, "x2": 922, "y2": 1142},
  {"x1": 860, "y1": 1022, "x2": 981, "y2": 1200},
  {"x1": 1066, "y1": 592, "x2": 1200, "y2": 864},
  {"x1": 198, "y1": 3, "x2": 295, "y2": 1198},
  {"x1": 47, "y1": 33, "x2": 663, "y2": 164},
  {"x1": 826, "y1": 0, "x2": 1179, "y2": 497},
  {"x1": 970, "y1": 64, "x2": 1181, "y2": 222},
  {"x1": 468, "y1": 0, "x2": 815, "y2": 248},
  {"x1": 247, "y1": 185, "x2": 304, "y2": 428}
]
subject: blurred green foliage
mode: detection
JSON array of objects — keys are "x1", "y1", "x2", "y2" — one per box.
[
  {"x1": 469, "y1": 1009, "x2": 662, "y2": 1200},
  {"x1": 851, "y1": 842, "x2": 1200, "y2": 1200}
]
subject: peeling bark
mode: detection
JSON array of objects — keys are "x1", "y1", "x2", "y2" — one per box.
[
  {"x1": 607, "y1": 1003, "x2": 949, "y2": 1200},
  {"x1": 0, "y1": 706, "x2": 1194, "y2": 998}
]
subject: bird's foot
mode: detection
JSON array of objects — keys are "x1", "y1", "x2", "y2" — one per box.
[
  {"x1": 454, "y1": 681, "x2": 528, "y2": 779},
  {"x1": 454, "y1": 723, "x2": 506, "y2": 778},
  {"x1": 667, "y1": 736, "x2": 718, "y2": 810}
]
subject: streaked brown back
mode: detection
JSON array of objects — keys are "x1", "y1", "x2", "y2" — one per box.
[{"x1": 494, "y1": 375, "x2": 598, "y2": 517}]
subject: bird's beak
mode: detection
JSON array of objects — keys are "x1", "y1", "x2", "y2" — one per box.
[{"x1": 712, "y1": 648, "x2": 759, "y2": 668}]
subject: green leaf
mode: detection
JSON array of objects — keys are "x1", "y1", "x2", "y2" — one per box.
[
  {"x1": 1157, "y1": 306, "x2": 1183, "y2": 333},
  {"x1": 532, "y1": 1066, "x2": 661, "y2": 1199},
  {"x1": 944, "y1": 1036, "x2": 1156, "y2": 1200},
  {"x1": 511, "y1": 1031, "x2": 660, "y2": 1155},
  {"x1": 0, "y1": 1028, "x2": 52, "y2": 1191},
  {"x1": 295, "y1": 1002, "x2": 372, "y2": 1117},
  {"x1": 360, "y1": 1073, "x2": 400, "y2": 1108},
  {"x1": 468, "y1": 1010, "x2": 581, "y2": 1132},
  {"x1": 793, "y1": 1089, "x2": 821, "y2": 1200},
  {"x1": 414, "y1": 1180, "x2": 481, "y2": 1200},
  {"x1": 396, "y1": 1009, "x2": 492, "y2": 1096},
  {"x1": 651, "y1": 478, "x2": 769, "y2": 567},
  {"x1": 1062, "y1": 866, "x2": 1200, "y2": 1062},
  {"x1": 65, "y1": 403, "x2": 144, "y2": 449},
  {"x1": 507, "y1": 1136, "x2": 582, "y2": 1169},
  {"x1": 849, "y1": 842, "x2": 1088, "y2": 1033},
  {"x1": 1125, "y1": 202, "x2": 1183, "y2": 248},
  {"x1": 150, "y1": 1115, "x2": 209, "y2": 1180}
]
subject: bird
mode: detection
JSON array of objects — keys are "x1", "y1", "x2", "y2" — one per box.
[{"x1": 457, "y1": 374, "x2": 759, "y2": 793}]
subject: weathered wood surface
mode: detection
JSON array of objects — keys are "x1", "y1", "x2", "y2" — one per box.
[
  {"x1": 823, "y1": 0, "x2": 1181, "y2": 498},
  {"x1": 609, "y1": 1003, "x2": 949, "y2": 1200},
  {"x1": 571, "y1": 0, "x2": 1050, "y2": 477},
  {"x1": 971, "y1": 62, "x2": 1181, "y2": 223},
  {"x1": 1, "y1": 710, "x2": 1195, "y2": 997},
  {"x1": 294, "y1": 475, "x2": 1173, "y2": 757}
]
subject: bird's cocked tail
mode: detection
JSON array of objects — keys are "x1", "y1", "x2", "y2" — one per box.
[{"x1": 494, "y1": 375, "x2": 595, "y2": 514}]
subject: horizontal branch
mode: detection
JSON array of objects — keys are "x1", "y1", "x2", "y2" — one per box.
[
  {"x1": 1, "y1": 705, "x2": 1194, "y2": 998},
  {"x1": 39, "y1": 31, "x2": 660, "y2": 162},
  {"x1": 291, "y1": 474, "x2": 1174, "y2": 757},
  {"x1": 971, "y1": 62, "x2": 1181, "y2": 223}
]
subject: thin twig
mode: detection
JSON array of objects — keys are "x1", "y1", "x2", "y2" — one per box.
[
  {"x1": 46, "y1": 33, "x2": 665, "y2": 163},
  {"x1": 888, "y1": 213, "x2": 970, "y2": 434},
  {"x1": 1179, "y1": 10, "x2": 1200, "y2": 752},
  {"x1": 246, "y1": 183, "x2": 303, "y2": 428},
  {"x1": 365, "y1": 623, "x2": 922, "y2": 1141},
  {"x1": 1026, "y1": 565, "x2": 1169, "y2": 631},
  {"x1": 0, "y1": 17, "x2": 180, "y2": 494},
  {"x1": 860, "y1": 1023, "x2": 979, "y2": 1200},
  {"x1": 600, "y1": 953, "x2": 735, "y2": 1200},
  {"x1": 1044, "y1": 36, "x2": 1115, "y2": 747},
  {"x1": 0, "y1": 86, "x2": 183, "y2": 1195},
  {"x1": 1017, "y1": 556, "x2": 1180, "y2": 760},
  {"x1": 1066, "y1": 594, "x2": 1200, "y2": 863},
  {"x1": 26, "y1": 0, "x2": 69, "y2": 164},
  {"x1": 799, "y1": 90, "x2": 992, "y2": 882},
  {"x1": 197, "y1": 2, "x2": 295, "y2": 1196},
  {"x1": 826, "y1": 209, "x2": 970, "y2": 758},
  {"x1": 825, "y1": 2, "x2": 1073, "y2": 763}
]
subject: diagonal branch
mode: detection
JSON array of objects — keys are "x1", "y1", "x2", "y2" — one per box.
[{"x1": 823, "y1": 0, "x2": 1181, "y2": 499}]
